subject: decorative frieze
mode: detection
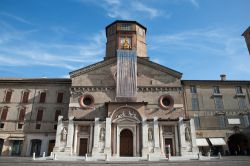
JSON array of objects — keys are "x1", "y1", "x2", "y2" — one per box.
[
  {"x1": 137, "y1": 87, "x2": 182, "y2": 92},
  {"x1": 71, "y1": 86, "x2": 182, "y2": 97},
  {"x1": 71, "y1": 87, "x2": 115, "y2": 97}
]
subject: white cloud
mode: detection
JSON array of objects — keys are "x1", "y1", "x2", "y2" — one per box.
[
  {"x1": 189, "y1": 0, "x2": 199, "y2": 8},
  {"x1": 148, "y1": 27, "x2": 250, "y2": 79},
  {"x1": 0, "y1": 12, "x2": 32, "y2": 25},
  {"x1": 132, "y1": 1, "x2": 162, "y2": 19},
  {"x1": 0, "y1": 20, "x2": 105, "y2": 74},
  {"x1": 76, "y1": 0, "x2": 164, "y2": 19}
]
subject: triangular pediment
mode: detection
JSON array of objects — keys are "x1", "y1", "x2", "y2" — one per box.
[
  {"x1": 69, "y1": 58, "x2": 116, "y2": 78},
  {"x1": 137, "y1": 58, "x2": 182, "y2": 79},
  {"x1": 69, "y1": 57, "x2": 182, "y2": 79}
]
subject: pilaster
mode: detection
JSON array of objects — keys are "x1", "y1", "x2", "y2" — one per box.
[
  {"x1": 190, "y1": 118, "x2": 199, "y2": 153},
  {"x1": 65, "y1": 116, "x2": 74, "y2": 154},
  {"x1": 153, "y1": 117, "x2": 160, "y2": 153},
  {"x1": 104, "y1": 118, "x2": 111, "y2": 158},
  {"x1": 91, "y1": 118, "x2": 100, "y2": 155},
  {"x1": 73, "y1": 124, "x2": 78, "y2": 155},
  {"x1": 53, "y1": 116, "x2": 63, "y2": 152},
  {"x1": 141, "y1": 118, "x2": 148, "y2": 157}
]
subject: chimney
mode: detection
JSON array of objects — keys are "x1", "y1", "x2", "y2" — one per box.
[{"x1": 220, "y1": 74, "x2": 226, "y2": 81}]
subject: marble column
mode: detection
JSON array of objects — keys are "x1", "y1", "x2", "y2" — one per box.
[
  {"x1": 174, "y1": 125, "x2": 180, "y2": 155},
  {"x1": 73, "y1": 124, "x2": 78, "y2": 155},
  {"x1": 92, "y1": 118, "x2": 100, "y2": 155},
  {"x1": 113, "y1": 124, "x2": 117, "y2": 155},
  {"x1": 89, "y1": 124, "x2": 93, "y2": 154},
  {"x1": 146, "y1": 117, "x2": 164, "y2": 160},
  {"x1": 53, "y1": 115, "x2": 63, "y2": 152},
  {"x1": 141, "y1": 118, "x2": 148, "y2": 157},
  {"x1": 178, "y1": 116, "x2": 185, "y2": 156},
  {"x1": 65, "y1": 116, "x2": 74, "y2": 154},
  {"x1": 190, "y1": 118, "x2": 199, "y2": 153},
  {"x1": 153, "y1": 117, "x2": 160, "y2": 152},
  {"x1": 104, "y1": 118, "x2": 111, "y2": 158}
]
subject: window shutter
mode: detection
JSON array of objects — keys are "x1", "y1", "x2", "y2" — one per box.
[
  {"x1": 36, "y1": 109, "x2": 43, "y2": 121},
  {"x1": 22, "y1": 92, "x2": 29, "y2": 103},
  {"x1": 5, "y1": 91, "x2": 12, "y2": 103},
  {"x1": 192, "y1": 98, "x2": 199, "y2": 110},
  {"x1": 219, "y1": 116, "x2": 226, "y2": 128},
  {"x1": 19, "y1": 108, "x2": 26, "y2": 121},
  {"x1": 194, "y1": 115, "x2": 200, "y2": 129},
  {"x1": 54, "y1": 110, "x2": 61, "y2": 121},
  {"x1": 57, "y1": 92, "x2": 64, "y2": 103},
  {"x1": 39, "y1": 92, "x2": 46, "y2": 103},
  {"x1": 243, "y1": 115, "x2": 249, "y2": 127},
  {"x1": 1, "y1": 107, "x2": 8, "y2": 121},
  {"x1": 238, "y1": 97, "x2": 246, "y2": 110}
]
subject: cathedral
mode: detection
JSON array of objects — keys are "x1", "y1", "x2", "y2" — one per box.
[{"x1": 0, "y1": 20, "x2": 249, "y2": 161}]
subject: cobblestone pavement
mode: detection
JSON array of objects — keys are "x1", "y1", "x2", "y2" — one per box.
[{"x1": 0, "y1": 156, "x2": 250, "y2": 166}]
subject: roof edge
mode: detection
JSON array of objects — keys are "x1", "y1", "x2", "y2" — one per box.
[{"x1": 105, "y1": 20, "x2": 147, "y2": 33}]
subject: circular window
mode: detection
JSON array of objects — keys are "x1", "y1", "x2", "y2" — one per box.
[
  {"x1": 79, "y1": 94, "x2": 94, "y2": 109},
  {"x1": 159, "y1": 95, "x2": 174, "y2": 110}
]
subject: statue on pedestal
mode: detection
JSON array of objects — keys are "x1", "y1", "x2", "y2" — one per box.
[{"x1": 61, "y1": 127, "x2": 68, "y2": 142}]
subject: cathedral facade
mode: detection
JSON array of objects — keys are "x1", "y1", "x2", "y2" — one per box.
[{"x1": 0, "y1": 20, "x2": 249, "y2": 160}]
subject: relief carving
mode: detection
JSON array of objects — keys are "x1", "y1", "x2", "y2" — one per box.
[{"x1": 115, "y1": 109, "x2": 140, "y2": 122}]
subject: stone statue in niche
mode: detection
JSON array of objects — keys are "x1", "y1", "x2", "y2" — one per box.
[
  {"x1": 99, "y1": 128, "x2": 105, "y2": 142},
  {"x1": 185, "y1": 127, "x2": 191, "y2": 142},
  {"x1": 148, "y1": 128, "x2": 153, "y2": 141},
  {"x1": 61, "y1": 127, "x2": 67, "y2": 141}
]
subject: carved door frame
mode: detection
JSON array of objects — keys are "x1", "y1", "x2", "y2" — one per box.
[{"x1": 117, "y1": 125, "x2": 136, "y2": 157}]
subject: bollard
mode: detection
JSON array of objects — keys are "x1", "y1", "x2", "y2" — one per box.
[
  {"x1": 32, "y1": 152, "x2": 36, "y2": 160},
  {"x1": 105, "y1": 154, "x2": 107, "y2": 161},
  {"x1": 53, "y1": 153, "x2": 57, "y2": 160},
  {"x1": 43, "y1": 152, "x2": 45, "y2": 158},
  {"x1": 50, "y1": 152, "x2": 53, "y2": 157},
  {"x1": 147, "y1": 154, "x2": 150, "y2": 161},
  {"x1": 218, "y1": 152, "x2": 221, "y2": 159},
  {"x1": 235, "y1": 151, "x2": 237, "y2": 156},
  {"x1": 85, "y1": 153, "x2": 88, "y2": 161},
  {"x1": 207, "y1": 151, "x2": 210, "y2": 158},
  {"x1": 197, "y1": 152, "x2": 201, "y2": 160}
]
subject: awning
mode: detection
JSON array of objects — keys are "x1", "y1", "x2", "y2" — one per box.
[
  {"x1": 196, "y1": 138, "x2": 209, "y2": 146},
  {"x1": 209, "y1": 138, "x2": 226, "y2": 146},
  {"x1": 228, "y1": 118, "x2": 241, "y2": 125},
  {"x1": 8, "y1": 137, "x2": 24, "y2": 141}
]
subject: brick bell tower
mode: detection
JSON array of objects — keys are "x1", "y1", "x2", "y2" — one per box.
[
  {"x1": 105, "y1": 20, "x2": 147, "y2": 59},
  {"x1": 105, "y1": 20, "x2": 147, "y2": 102},
  {"x1": 242, "y1": 26, "x2": 250, "y2": 55}
]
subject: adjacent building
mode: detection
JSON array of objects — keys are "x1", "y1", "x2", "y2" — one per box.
[
  {"x1": 242, "y1": 26, "x2": 250, "y2": 55},
  {"x1": 0, "y1": 20, "x2": 249, "y2": 160}
]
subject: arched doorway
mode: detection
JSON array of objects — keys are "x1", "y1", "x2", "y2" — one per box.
[
  {"x1": 30, "y1": 139, "x2": 42, "y2": 156},
  {"x1": 120, "y1": 129, "x2": 133, "y2": 156},
  {"x1": 228, "y1": 133, "x2": 248, "y2": 155}
]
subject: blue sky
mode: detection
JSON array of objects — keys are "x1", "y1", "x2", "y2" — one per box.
[{"x1": 0, "y1": 0, "x2": 249, "y2": 80}]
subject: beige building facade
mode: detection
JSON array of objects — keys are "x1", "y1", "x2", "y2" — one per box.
[
  {"x1": 0, "y1": 20, "x2": 249, "y2": 160},
  {"x1": 183, "y1": 78, "x2": 250, "y2": 155}
]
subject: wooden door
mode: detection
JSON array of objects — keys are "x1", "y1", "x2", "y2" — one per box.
[
  {"x1": 120, "y1": 129, "x2": 133, "y2": 156},
  {"x1": 79, "y1": 138, "x2": 88, "y2": 156},
  {"x1": 0, "y1": 139, "x2": 4, "y2": 156},
  {"x1": 48, "y1": 140, "x2": 55, "y2": 156},
  {"x1": 165, "y1": 138, "x2": 174, "y2": 156}
]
